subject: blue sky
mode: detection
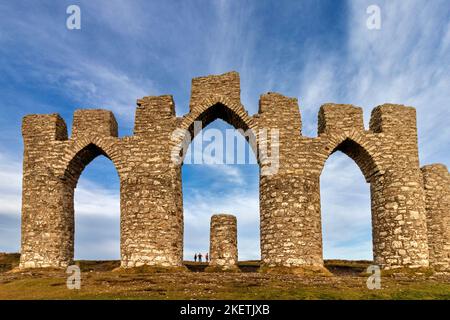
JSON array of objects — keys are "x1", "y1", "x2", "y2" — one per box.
[{"x1": 0, "y1": 1, "x2": 448, "y2": 261}]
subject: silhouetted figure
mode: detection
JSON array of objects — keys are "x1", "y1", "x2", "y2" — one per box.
[
  {"x1": 198, "y1": 253, "x2": 203, "y2": 262},
  {"x1": 205, "y1": 253, "x2": 209, "y2": 262},
  {"x1": 194, "y1": 253, "x2": 197, "y2": 262}
]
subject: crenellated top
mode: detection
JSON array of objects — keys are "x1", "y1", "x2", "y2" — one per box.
[
  {"x1": 22, "y1": 113, "x2": 68, "y2": 142},
  {"x1": 318, "y1": 104, "x2": 364, "y2": 135},
  {"x1": 72, "y1": 109, "x2": 118, "y2": 139},
  {"x1": 421, "y1": 163, "x2": 450, "y2": 177},
  {"x1": 256, "y1": 92, "x2": 302, "y2": 136},
  {"x1": 134, "y1": 95, "x2": 176, "y2": 136},
  {"x1": 22, "y1": 71, "x2": 422, "y2": 143},
  {"x1": 20, "y1": 71, "x2": 427, "y2": 184},
  {"x1": 189, "y1": 71, "x2": 241, "y2": 111},
  {"x1": 22, "y1": 109, "x2": 119, "y2": 142},
  {"x1": 369, "y1": 104, "x2": 417, "y2": 135}
]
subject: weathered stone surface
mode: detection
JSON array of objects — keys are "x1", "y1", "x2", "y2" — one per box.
[
  {"x1": 422, "y1": 164, "x2": 450, "y2": 271},
  {"x1": 19, "y1": 71, "x2": 447, "y2": 272},
  {"x1": 206, "y1": 214, "x2": 239, "y2": 272}
]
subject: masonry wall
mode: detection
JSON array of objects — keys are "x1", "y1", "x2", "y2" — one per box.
[
  {"x1": 20, "y1": 71, "x2": 445, "y2": 271},
  {"x1": 207, "y1": 214, "x2": 239, "y2": 271},
  {"x1": 421, "y1": 164, "x2": 450, "y2": 271},
  {"x1": 255, "y1": 101, "x2": 430, "y2": 269},
  {"x1": 20, "y1": 103, "x2": 184, "y2": 268}
]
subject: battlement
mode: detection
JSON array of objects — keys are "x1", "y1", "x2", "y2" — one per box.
[
  {"x1": 20, "y1": 73, "x2": 423, "y2": 145},
  {"x1": 22, "y1": 113, "x2": 68, "y2": 142},
  {"x1": 190, "y1": 71, "x2": 241, "y2": 110},
  {"x1": 72, "y1": 109, "x2": 118, "y2": 139},
  {"x1": 135, "y1": 95, "x2": 176, "y2": 135},
  {"x1": 20, "y1": 70, "x2": 445, "y2": 272},
  {"x1": 369, "y1": 104, "x2": 417, "y2": 134},
  {"x1": 257, "y1": 92, "x2": 302, "y2": 134},
  {"x1": 421, "y1": 163, "x2": 449, "y2": 175},
  {"x1": 421, "y1": 164, "x2": 450, "y2": 189},
  {"x1": 318, "y1": 104, "x2": 364, "y2": 135}
]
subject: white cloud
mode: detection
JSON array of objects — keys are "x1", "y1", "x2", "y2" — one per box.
[
  {"x1": 0, "y1": 0, "x2": 448, "y2": 262},
  {"x1": 296, "y1": 0, "x2": 450, "y2": 164},
  {"x1": 0, "y1": 2, "x2": 156, "y2": 127},
  {"x1": 321, "y1": 152, "x2": 372, "y2": 260},
  {"x1": 0, "y1": 152, "x2": 22, "y2": 252},
  {"x1": 299, "y1": 0, "x2": 449, "y2": 259},
  {"x1": 74, "y1": 179, "x2": 120, "y2": 218},
  {"x1": 0, "y1": 152, "x2": 22, "y2": 217},
  {"x1": 60, "y1": 62, "x2": 155, "y2": 122},
  {"x1": 184, "y1": 186, "x2": 260, "y2": 261}
]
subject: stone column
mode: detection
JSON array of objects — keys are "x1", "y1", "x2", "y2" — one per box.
[
  {"x1": 257, "y1": 93, "x2": 326, "y2": 271},
  {"x1": 206, "y1": 214, "x2": 239, "y2": 272},
  {"x1": 20, "y1": 114, "x2": 74, "y2": 269},
  {"x1": 120, "y1": 96, "x2": 184, "y2": 269},
  {"x1": 369, "y1": 105, "x2": 429, "y2": 269},
  {"x1": 422, "y1": 164, "x2": 450, "y2": 271}
]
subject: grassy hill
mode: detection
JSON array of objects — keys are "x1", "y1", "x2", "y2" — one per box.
[{"x1": 1, "y1": 253, "x2": 449, "y2": 300}]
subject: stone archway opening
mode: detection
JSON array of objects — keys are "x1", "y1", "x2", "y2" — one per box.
[
  {"x1": 74, "y1": 155, "x2": 120, "y2": 261},
  {"x1": 320, "y1": 137, "x2": 378, "y2": 264},
  {"x1": 181, "y1": 116, "x2": 260, "y2": 268},
  {"x1": 64, "y1": 143, "x2": 121, "y2": 263},
  {"x1": 320, "y1": 151, "x2": 372, "y2": 261}
]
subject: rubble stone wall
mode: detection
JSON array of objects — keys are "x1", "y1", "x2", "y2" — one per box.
[
  {"x1": 422, "y1": 164, "x2": 450, "y2": 271},
  {"x1": 19, "y1": 71, "x2": 447, "y2": 271},
  {"x1": 207, "y1": 214, "x2": 238, "y2": 271}
]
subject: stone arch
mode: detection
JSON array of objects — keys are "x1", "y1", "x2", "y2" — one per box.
[
  {"x1": 175, "y1": 97, "x2": 261, "y2": 262},
  {"x1": 171, "y1": 97, "x2": 260, "y2": 165},
  {"x1": 58, "y1": 137, "x2": 122, "y2": 187},
  {"x1": 57, "y1": 138, "x2": 122, "y2": 264},
  {"x1": 319, "y1": 132, "x2": 383, "y2": 183},
  {"x1": 318, "y1": 132, "x2": 385, "y2": 264}
]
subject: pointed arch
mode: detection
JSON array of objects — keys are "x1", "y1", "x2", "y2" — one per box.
[
  {"x1": 171, "y1": 97, "x2": 260, "y2": 165},
  {"x1": 57, "y1": 137, "x2": 122, "y2": 188},
  {"x1": 318, "y1": 131, "x2": 384, "y2": 263},
  {"x1": 319, "y1": 132, "x2": 383, "y2": 183},
  {"x1": 56, "y1": 137, "x2": 122, "y2": 263}
]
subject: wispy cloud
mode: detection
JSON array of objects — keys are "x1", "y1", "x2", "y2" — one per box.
[
  {"x1": 0, "y1": 0, "x2": 448, "y2": 261},
  {"x1": 296, "y1": 0, "x2": 450, "y2": 165},
  {"x1": 321, "y1": 152, "x2": 372, "y2": 260},
  {"x1": 74, "y1": 179, "x2": 120, "y2": 218},
  {"x1": 0, "y1": 152, "x2": 22, "y2": 252},
  {"x1": 0, "y1": 152, "x2": 22, "y2": 217},
  {"x1": 183, "y1": 186, "x2": 260, "y2": 260}
]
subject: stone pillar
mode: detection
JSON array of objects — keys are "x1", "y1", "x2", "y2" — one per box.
[
  {"x1": 119, "y1": 167, "x2": 183, "y2": 268},
  {"x1": 421, "y1": 164, "x2": 450, "y2": 271},
  {"x1": 206, "y1": 214, "x2": 239, "y2": 272},
  {"x1": 257, "y1": 93, "x2": 324, "y2": 271},
  {"x1": 120, "y1": 96, "x2": 184, "y2": 269},
  {"x1": 260, "y1": 174, "x2": 323, "y2": 269},
  {"x1": 369, "y1": 105, "x2": 429, "y2": 269},
  {"x1": 19, "y1": 114, "x2": 73, "y2": 269}
]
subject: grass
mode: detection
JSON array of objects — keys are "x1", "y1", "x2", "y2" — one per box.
[
  {"x1": 1, "y1": 253, "x2": 449, "y2": 300},
  {"x1": 0, "y1": 253, "x2": 20, "y2": 272}
]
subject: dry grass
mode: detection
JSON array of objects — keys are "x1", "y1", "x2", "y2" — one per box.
[{"x1": 1, "y1": 253, "x2": 449, "y2": 300}]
